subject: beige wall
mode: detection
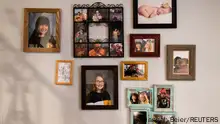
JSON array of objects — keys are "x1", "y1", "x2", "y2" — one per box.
[{"x1": 0, "y1": 0, "x2": 220, "y2": 124}]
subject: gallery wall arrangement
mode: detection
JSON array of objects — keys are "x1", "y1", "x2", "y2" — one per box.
[{"x1": 20, "y1": 0, "x2": 197, "y2": 124}]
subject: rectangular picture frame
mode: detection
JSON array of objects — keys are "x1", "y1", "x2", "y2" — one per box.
[
  {"x1": 130, "y1": 108, "x2": 150, "y2": 124},
  {"x1": 150, "y1": 112, "x2": 177, "y2": 124},
  {"x1": 167, "y1": 45, "x2": 196, "y2": 80}
]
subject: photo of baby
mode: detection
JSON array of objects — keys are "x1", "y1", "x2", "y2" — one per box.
[
  {"x1": 173, "y1": 51, "x2": 189, "y2": 75},
  {"x1": 135, "y1": 39, "x2": 155, "y2": 52}
]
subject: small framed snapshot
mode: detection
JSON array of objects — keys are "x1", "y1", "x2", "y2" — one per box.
[
  {"x1": 55, "y1": 60, "x2": 73, "y2": 85},
  {"x1": 133, "y1": 0, "x2": 177, "y2": 29},
  {"x1": 81, "y1": 65, "x2": 118, "y2": 110},
  {"x1": 23, "y1": 8, "x2": 61, "y2": 52},
  {"x1": 154, "y1": 85, "x2": 174, "y2": 112},
  {"x1": 130, "y1": 108, "x2": 150, "y2": 124},
  {"x1": 167, "y1": 45, "x2": 196, "y2": 80},
  {"x1": 127, "y1": 88, "x2": 153, "y2": 108},
  {"x1": 130, "y1": 34, "x2": 160, "y2": 57},
  {"x1": 150, "y1": 112, "x2": 177, "y2": 124},
  {"x1": 121, "y1": 61, "x2": 148, "y2": 80}
]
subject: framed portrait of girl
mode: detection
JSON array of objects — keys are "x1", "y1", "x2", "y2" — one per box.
[
  {"x1": 23, "y1": 8, "x2": 61, "y2": 52},
  {"x1": 81, "y1": 65, "x2": 118, "y2": 110}
]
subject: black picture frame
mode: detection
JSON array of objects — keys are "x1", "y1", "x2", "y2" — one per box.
[
  {"x1": 73, "y1": 2, "x2": 124, "y2": 58},
  {"x1": 81, "y1": 65, "x2": 119, "y2": 110},
  {"x1": 133, "y1": 0, "x2": 177, "y2": 29}
]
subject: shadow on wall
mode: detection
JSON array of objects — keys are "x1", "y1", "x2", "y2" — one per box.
[{"x1": 0, "y1": 8, "x2": 87, "y2": 124}]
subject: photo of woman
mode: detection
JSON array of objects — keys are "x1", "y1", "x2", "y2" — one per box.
[
  {"x1": 134, "y1": 39, "x2": 154, "y2": 52},
  {"x1": 128, "y1": 88, "x2": 152, "y2": 106},
  {"x1": 138, "y1": 92, "x2": 149, "y2": 104},
  {"x1": 130, "y1": 93, "x2": 139, "y2": 104}
]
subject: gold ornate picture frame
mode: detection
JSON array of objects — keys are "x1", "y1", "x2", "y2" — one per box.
[{"x1": 121, "y1": 61, "x2": 148, "y2": 80}]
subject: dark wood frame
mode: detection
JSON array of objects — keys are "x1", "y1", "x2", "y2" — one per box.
[
  {"x1": 167, "y1": 45, "x2": 196, "y2": 80},
  {"x1": 81, "y1": 65, "x2": 118, "y2": 110},
  {"x1": 23, "y1": 8, "x2": 61, "y2": 52},
  {"x1": 130, "y1": 34, "x2": 160, "y2": 57},
  {"x1": 73, "y1": 2, "x2": 124, "y2": 58},
  {"x1": 133, "y1": 0, "x2": 177, "y2": 29}
]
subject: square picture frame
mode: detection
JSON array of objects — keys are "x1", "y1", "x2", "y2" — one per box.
[
  {"x1": 81, "y1": 65, "x2": 118, "y2": 110},
  {"x1": 55, "y1": 60, "x2": 74, "y2": 85},
  {"x1": 130, "y1": 108, "x2": 150, "y2": 124},
  {"x1": 127, "y1": 88, "x2": 153, "y2": 108},
  {"x1": 150, "y1": 112, "x2": 177, "y2": 124},
  {"x1": 23, "y1": 8, "x2": 61, "y2": 52},
  {"x1": 73, "y1": 2, "x2": 124, "y2": 58},
  {"x1": 167, "y1": 45, "x2": 196, "y2": 80},
  {"x1": 121, "y1": 61, "x2": 148, "y2": 80},
  {"x1": 130, "y1": 34, "x2": 160, "y2": 57},
  {"x1": 153, "y1": 85, "x2": 174, "y2": 112},
  {"x1": 133, "y1": 0, "x2": 177, "y2": 29}
]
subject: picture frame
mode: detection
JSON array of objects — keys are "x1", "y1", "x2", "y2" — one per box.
[
  {"x1": 121, "y1": 61, "x2": 148, "y2": 80},
  {"x1": 130, "y1": 108, "x2": 150, "y2": 124},
  {"x1": 150, "y1": 112, "x2": 177, "y2": 124},
  {"x1": 127, "y1": 88, "x2": 153, "y2": 108},
  {"x1": 55, "y1": 60, "x2": 73, "y2": 85},
  {"x1": 133, "y1": 0, "x2": 177, "y2": 29},
  {"x1": 130, "y1": 34, "x2": 160, "y2": 57},
  {"x1": 73, "y1": 2, "x2": 124, "y2": 58},
  {"x1": 153, "y1": 85, "x2": 174, "y2": 112},
  {"x1": 81, "y1": 65, "x2": 118, "y2": 110},
  {"x1": 167, "y1": 45, "x2": 196, "y2": 80},
  {"x1": 23, "y1": 8, "x2": 61, "y2": 52}
]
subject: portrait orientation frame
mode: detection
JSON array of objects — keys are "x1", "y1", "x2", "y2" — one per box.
[
  {"x1": 81, "y1": 65, "x2": 118, "y2": 110},
  {"x1": 73, "y1": 2, "x2": 124, "y2": 58},
  {"x1": 127, "y1": 88, "x2": 154, "y2": 109},
  {"x1": 130, "y1": 108, "x2": 150, "y2": 124},
  {"x1": 133, "y1": 0, "x2": 177, "y2": 29},
  {"x1": 167, "y1": 45, "x2": 196, "y2": 80},
  {"x1": 121, "y1": 61, "x2": 148, "y2": 80},
  {"x1": 153, "y1": 85, "x2": 174, "y2": 112},
  {"x1": 23, "y1": 8, "x2": 61, "y2": 52},
  {"x1": 130, "y1": 34, "x2": 160, "y2": 57},
  {"x1": 55, "y1": 60, "x2": 74, "y2": 85},
  {"x1": 150, "y1": 112, "x2": 177, "y2": 124}
]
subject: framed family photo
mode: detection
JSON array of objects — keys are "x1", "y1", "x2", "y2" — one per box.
[
  {"x1": 121, "y1": 61, "x2": 148, "y2": 80},
  {"x1": 23, "y1": 8, "x2": 61, "y2": 52},
  {"x1": 133, "y1": 0, "x2": 177, "y2": 28},
  {"x1": 150, "y1": 112, "x2": 177, "y2": 124},
  {"x1": 130, "y1": 34, "x2": 160, "y2": 57},
  {"x1": 153, "y1": 85, "x2": 174, "y2": 112},
  {"x1": 167, "y1": 45, "x2": 196, "y2": 80},
  {"x1": 81, "y1": 65, "x2": 118, "y2": 110},
  {"x1": 55, "y1": 60, "x2": 73, "y2": 85},
  {"x1": 130, "y1": 108, "x2": 150, "y2": 124}
]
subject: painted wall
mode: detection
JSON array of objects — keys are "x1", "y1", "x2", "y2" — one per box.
[{"x1": 0, "y1": 0, "x2": 220, "y2": 124}]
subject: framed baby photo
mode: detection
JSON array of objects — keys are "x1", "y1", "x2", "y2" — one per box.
[
  {"x1": 130, "y1": 34, "x2": 160, "y2": 57},
  {"x1": 153, "y1": 85, "x2": 174, "y2": 112},
  {"x1": 127, "y1": 88, "x2": 153, "y2": 108},
  {"x1": 55, "y1": 60, "x2": 73, "y2": 85},
  {"x1": 23, "y1": 8, "x2": 61, "y2": 52},
  {"x1": 121, "y1": 61, "x2": 148, "y2": 80},
  {"x1": 130, "y1": 108, "x2": 150, "y2": 124},
  {"x1": 81, "y1": 65, "x2": 118, "y2": 110},
  {"x1": 133, "y1": 0, "x2": 177, "y2": 28},
  {"x1": 167, "y1": 45, "x2": 196, "y2": 80},
  {"x1": 150, "y1": 112, "x2": 177, "y2": 124},
  {"x1": 73, "y1": 2, "x2": 124, "y2": 58}
]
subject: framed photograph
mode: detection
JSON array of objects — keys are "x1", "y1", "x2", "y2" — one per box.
[
  {"x1": 121, "y1": 61, "x2": 148, "y2": 80},
  {"x1": 23, "y1": 8, "x2": 61, "y2": 52},
  {"x1": 55, "y1": 60, "x2": 73, "y2": 85},
  {"x1": 167, "y1": 45, "x2": 196, "y2": 80},
  {"x1": 73, "y1": 2, "x2": 124, "y2": 58},
  {"x1": 153, "y1": 85, "x2": 174, "y2": 112},
  {"x1": 133, "y1": 0, "x2": 177, "y2": 28},
  {"x1": 130, "y1": 108, "x2": 150, "y2": 124},
  {"x1": 81, "y1": 65, "x2": 118, "y2": 110},
  {"x1": 130, "y1": 34, "x2": 160, "y2": 57},
  {"x1": 127, "y1": 88, "x2": 153, "y2": 108},
  {"x1": 150, "y1": 112, "x2": 177, "y2": 124}
]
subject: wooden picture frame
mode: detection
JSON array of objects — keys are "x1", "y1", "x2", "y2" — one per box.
[
  {"x1": 81, "y1": 65, "x2": 118, "y2": 110},
  {"x1": 23, "y1": 8, "x2": 61, "y2": 52},
  {"x1": 121, "y1": 61, "x2": 148, "y2": 80},
  {"x1": 167, "y1": 45, "x2": 196, "y2": 80},
  {"x1": 130, "y1": 34, "x2": 160, "y2": 57},
  {"x1": 133, "y1": 0, "x2": 177, "y2": 29},
  {"x1": 73, "y1": 2, "x2": 124, "y2": 58},
  {"x1": 55, "y1": 60, "x2": 73, "y2": 85},
  {"x1": 130, "y1": 108, "x2": 150, "y2": 124},
  {"x1": 150, "y1": 112, "x2": 177, "y2": 124},
  {"x1": 153, "y1": 85, "x2": 174, "y2": 112}
]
